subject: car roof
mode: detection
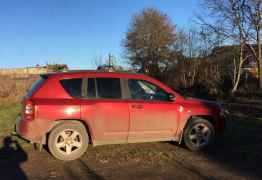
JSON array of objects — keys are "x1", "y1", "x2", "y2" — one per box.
[
  {"x1": 40, "y1": 70, "x2": 183, "y2": 99},
  {"x1": 42, "y1": 70, "x2": 150, "y2": 79}
]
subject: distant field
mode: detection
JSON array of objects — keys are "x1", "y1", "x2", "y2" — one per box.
[
  {"x1": 0, "y1": 75, "x2": 37, "y2": 147},
  {"x1": 0, "y1": 75, "x2": 38, "y2": 105},
  {"x1": 0, "y1": 75, "x2": 38, "y2": 147}
]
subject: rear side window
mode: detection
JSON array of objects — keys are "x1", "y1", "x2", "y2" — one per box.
[
  {"x1": 96, "y1": 78, "x2": 122, "y2": 99},
  {"x1": 60, "y1": 78, "x2": 82, "y2": 98}
]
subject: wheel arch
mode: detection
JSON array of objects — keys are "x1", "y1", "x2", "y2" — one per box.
[
  {"x1": 42, "y1": 119, "x2": 94, "y2": 145},
  {"x1": 178, "y1": 115, "x2": 217, "y2": 144}
]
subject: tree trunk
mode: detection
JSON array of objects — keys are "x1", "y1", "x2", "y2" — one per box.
[
  {"x1": 232, "y1": 60, "x2": 243, "y2": 93},
  {"x1": 258, "y1": 26, "x2": 262, "y2": 89},
  {"x1": 232, "y1": 73, "x2": 241, "y2": 92},
  {"x1": 232, "y1": 37, "x2": 245, "y2": 93},
  {"x1": 259, "y1": 59, "x2": 262, "y2": 89}
]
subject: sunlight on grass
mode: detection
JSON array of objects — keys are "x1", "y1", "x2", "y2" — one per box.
[
  {"x1": 0, "y1": 103, "x2": 23, "y2": 147},
  {"x1": 0, "y1": 104, "x2": 21, "y2": 133}
]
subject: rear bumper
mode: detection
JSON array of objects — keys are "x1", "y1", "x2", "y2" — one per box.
[
  {"x1": 14, "y1": 116, "x2": 42, "y2": 144},
  {"x1": 14, "y1": 116, "x2": 31, "y2": 142}
]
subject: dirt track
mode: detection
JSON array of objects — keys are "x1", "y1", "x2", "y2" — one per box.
[{"x1": 0, "y1": 138, "x2": 261, "y2": 180}]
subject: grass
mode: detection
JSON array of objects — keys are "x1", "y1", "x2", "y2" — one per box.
[
  {"x1": 0, "y1": 75, "x2": 37, "y2": 147},
  {"x1": 0, "y1": 103, "x2": 24, "y2": 147},
  {"x1": 0, "y1": 103, "x2": 21, "y2": 136}
]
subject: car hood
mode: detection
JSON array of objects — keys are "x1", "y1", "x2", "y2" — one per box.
[{"x1": 182, "y1": 97, "x2": 220, "y2": 110}]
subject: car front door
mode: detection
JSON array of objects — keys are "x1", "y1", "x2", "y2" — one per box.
[
  {"x1": 81, "y1": 77, "x2": 130, "y2": 145},
  {"x1": 127, "y1": 79, "x2": 179, "y2": 142}
]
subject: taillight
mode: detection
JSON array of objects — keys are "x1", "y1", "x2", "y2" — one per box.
[{"x1": 24, "y1": 100, "x2": 35, "y2": 120}]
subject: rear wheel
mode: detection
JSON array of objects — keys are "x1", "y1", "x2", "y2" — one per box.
[
  {"x1": 48, "y1": 121, "x2": 89, "y2": 161},
  {"x1": 183, "y1": 118, "x2": 215, "y2": 151}
]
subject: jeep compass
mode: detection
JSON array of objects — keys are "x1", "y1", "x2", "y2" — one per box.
[{"x1": 15, "y1": 71, "x2": 226, "y2": 160}]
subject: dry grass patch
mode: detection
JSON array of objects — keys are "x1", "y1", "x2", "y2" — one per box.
[{"x1": 0, "y1": 75, "x2": 38, "y2": 105}]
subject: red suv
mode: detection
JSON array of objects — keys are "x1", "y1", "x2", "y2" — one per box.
[{"x1": 15, "y1": 71, "x2": 226, "y2": 160}]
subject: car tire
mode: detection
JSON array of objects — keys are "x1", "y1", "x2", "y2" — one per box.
[
  {"x1": 183, "y1": 118, "x2": 215, "y2": 151},
  {"x1": 48, "y1": 121, "x2": 89, "y2": 161}
]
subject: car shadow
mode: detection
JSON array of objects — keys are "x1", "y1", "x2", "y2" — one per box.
[
  {"x1": 200, "y1": 113, "x2": 262, "y2": 179},
  {"x1": 0, "y1": 136, "x2": 28, "y2": 180},
  {"x1": 170, "y1": 99, "x2": 262, "y2": 179}
]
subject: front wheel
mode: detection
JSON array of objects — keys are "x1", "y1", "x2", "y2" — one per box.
[
  {"x1": 183, "y1": 118, "x2": 215, "y2": 151},
  {"x1": 48, "y1": 121, "x2": 89, "y2": 161}
]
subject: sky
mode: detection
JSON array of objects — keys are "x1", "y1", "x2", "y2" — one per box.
[{"x1": 0, "y1": 0, "x2": 199, "y2": 69}]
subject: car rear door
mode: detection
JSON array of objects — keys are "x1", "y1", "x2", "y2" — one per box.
[
  {"x1": 127, "y1": 79, "x2": 179, "y2": 142},
  {"x1": 81, "y1": 77, "x2": 130, "y2": 145}
]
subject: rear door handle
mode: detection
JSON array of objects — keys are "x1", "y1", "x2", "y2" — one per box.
[{"x1": 131, "y1": 104, "x2": 143, "y2": 109}]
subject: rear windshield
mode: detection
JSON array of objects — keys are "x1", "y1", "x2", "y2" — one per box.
[{"x1": 26, "y1": 77, "x2": 46, "y2": 98}]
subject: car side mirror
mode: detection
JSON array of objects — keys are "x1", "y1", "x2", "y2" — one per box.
[{"x1": 168, "y1": 93, "x2": 176, "y2": 102}]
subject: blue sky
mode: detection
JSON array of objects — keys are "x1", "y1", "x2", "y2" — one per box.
[{"x1": 0, "y1": 0, "x2": 199, "y2": 69}]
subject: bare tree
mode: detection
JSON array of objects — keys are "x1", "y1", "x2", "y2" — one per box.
[
  {"x1": 244, "y1": 0, "x2": 262, "y2": 88},
  {"x1": 172, "y1": 27, "x2": 222, "y2": 90},
  {"x1": 198, "y1": 0, "x2": 251, "y2": 92}
]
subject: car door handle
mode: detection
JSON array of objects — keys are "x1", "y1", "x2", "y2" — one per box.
[{"x1": 131, "y1": 104, "x2": 143, "y2": 109}]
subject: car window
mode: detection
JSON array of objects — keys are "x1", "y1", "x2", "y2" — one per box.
[
  {"x1": 96, "y1": 78, "x2": 122, "y2": 99},
  {"x1": 60, "y1": 78, "x2": 82, "y2": 98},
  {"x1": 128, "y1": 79, "x2": 169, "y2": 101},
  {"x1": 87, "y1": 78, "x2": 96, "y2": 98}
]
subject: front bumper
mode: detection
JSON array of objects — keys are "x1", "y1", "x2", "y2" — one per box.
[
  {"x1": 216, "y1": 104, "x2": 231, "y2": 133},
  {"x1": 216, "y1": 112, "x2": 230, "y2": 134}
]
